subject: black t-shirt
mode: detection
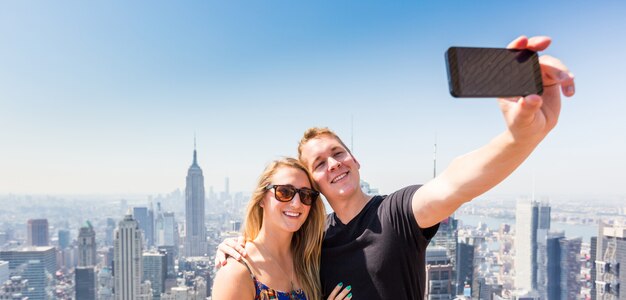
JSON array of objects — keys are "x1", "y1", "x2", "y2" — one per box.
[{"x1": 320, "y1": 185, "x2": 439, "y2": 300}]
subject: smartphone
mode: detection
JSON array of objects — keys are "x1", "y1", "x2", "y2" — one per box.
[{"x1": 445, "y1": 47, "x2": 543, "y2": 98}]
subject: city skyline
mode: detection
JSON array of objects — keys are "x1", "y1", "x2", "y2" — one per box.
[{"x1": 2, "y1": 2, "x2": 626, "y2": 197}]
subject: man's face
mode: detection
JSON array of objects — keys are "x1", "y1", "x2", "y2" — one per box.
[{"x1": 299, "y1": 135, "x2": 361, "y2": 201}]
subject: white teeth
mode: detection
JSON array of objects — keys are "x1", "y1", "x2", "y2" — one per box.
[
  {"x1": 283, "y1": 211, "x2": 301, "y2": 217},
  {"x1": 331, "y1": 172, "x2": 348, "y2": 183}
]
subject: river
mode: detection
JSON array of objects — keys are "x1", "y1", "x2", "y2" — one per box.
[{"x1": 455, "y1": 213, "x2": 599, "y2": 243}]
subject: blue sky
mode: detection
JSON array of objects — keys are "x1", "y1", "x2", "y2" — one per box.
[{"x1": 1, "y1": 1, "x2": 625, "y2": 197}]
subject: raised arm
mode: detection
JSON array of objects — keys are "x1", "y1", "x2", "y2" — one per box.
[{"x1": 412, "y1": 35, "x2": 575, "y2": 228}]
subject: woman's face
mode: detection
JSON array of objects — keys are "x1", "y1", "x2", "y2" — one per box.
[{"x1": 261, "y1": 166, "x2": 314, "y2": 234}]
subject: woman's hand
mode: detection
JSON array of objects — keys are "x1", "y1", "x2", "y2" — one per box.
[{"x1": 327, "y1": 282, "x2": 353, "y2": 299}]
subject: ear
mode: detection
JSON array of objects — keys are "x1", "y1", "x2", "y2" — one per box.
[{"x1": 351, "y1": 154, "x2": 361, "y2": 169}]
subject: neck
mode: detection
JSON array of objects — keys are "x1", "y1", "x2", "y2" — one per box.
[
  {"x1": 328, "y1": 190, "x2": 372, "y2": 224},
  {"x1": 255, "y1": 226, "x2": 293, "y2": 258}
]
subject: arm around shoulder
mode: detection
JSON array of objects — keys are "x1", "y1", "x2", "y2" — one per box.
[{"x1": 211, "y1": 258, "x2": 255, "y2": 300}]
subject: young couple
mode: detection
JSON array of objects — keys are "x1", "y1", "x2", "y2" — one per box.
[{"x1": 211, "y1": 35, "x2": 576, "y2": 300}]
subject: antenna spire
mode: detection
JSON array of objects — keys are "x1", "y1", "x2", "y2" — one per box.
[{"x1": 193, "y1": 133, "x2": 198, "y2": 165}]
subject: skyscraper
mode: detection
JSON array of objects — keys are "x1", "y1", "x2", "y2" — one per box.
[
  {"x1": 515, "y1": 200, "x2": 550, "y2": 293},
  {"x1": 456, "y1": 236, "x2": 484, "y2": 297},
  {"x1": 78, "y1": 221, "x2": 97, "y2": 267},
  {"x1": 114, "y1": 213, "x2": 144, "y2": 300},
  {"x1": 75, "y1": 266, "x2": 96, "y2": 300},
  {"x1": 559, "y1": 237, "x2": 582, "y2": 299},
  {"x1": 0, "y1": 246, "x2": 57, "y2": 300},
  {"x1": 27, "y1": 219, "x2": 49, "y2": 246},
  {"x1": 595, "y1": 223, "x2": 625, "y2": 299},
  {"x1": 536, "y1": 203, "x2": 551, "y2": 298},
  {"x1": 155, "y1": 203, "x2": 179, "y2": 248},
  {"x1": 133, "y1": 206, "x2": 155, "y2": 248},
  {"x1": 425, "y1": 246, "x2": 454, "y2": 299},
  {"x1": 58, "y1": 229, "x2": 70, "y2": 250},
  {"x1": 184, "y1": 144, "x2": 207, "y2": 257},
  {"x1": 143, "y1": 251, "x2": 167, "y2": 300}
]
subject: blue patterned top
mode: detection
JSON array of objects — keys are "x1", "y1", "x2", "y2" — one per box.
[{"x1": 240, "y1": 260, "x2": 307, "y2": 300}]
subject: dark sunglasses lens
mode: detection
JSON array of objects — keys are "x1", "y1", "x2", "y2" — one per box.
[
  {"x1": 299, "y1": 190, "x2": 318, "y2": 205},
  {"x1": 275, "y1": 186, "x2": 296, "y2": 201}
]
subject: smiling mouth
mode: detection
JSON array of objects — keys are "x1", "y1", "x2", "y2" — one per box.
[
  {"x1": 331, "y1": 172, "x2": 349, "y2": 184},
  {"x1": 283, "y1": 211, "x2": 301, "y2": 217}
]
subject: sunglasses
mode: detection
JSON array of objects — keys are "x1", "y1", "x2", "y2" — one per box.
[{"x1": 265, "y1": 184, "x2": 320, "y2": 206}]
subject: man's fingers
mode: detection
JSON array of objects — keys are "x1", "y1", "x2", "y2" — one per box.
[
  {"x1": 507, "y1": 35, "x2": 550, "y2": 52},
  {"x1": 214, "y1": 251, "x2": 226, "y2": 270},
  {"x1": 218, "y1": 241, "x2": 243, "y2": 260},
  {"x1": 525, "y1": 36, "x2": 551, "y2": 52},
  {"x1": 539, "y1": 55, "x2": 575, "y2": 97},
  {"x1": 506, "y1": 35, "x2": 528, "y2": 49}
]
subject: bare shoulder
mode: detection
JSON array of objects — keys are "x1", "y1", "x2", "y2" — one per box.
[{"x1": 211, "y1": 257, "x2": 255, "y2": 299}]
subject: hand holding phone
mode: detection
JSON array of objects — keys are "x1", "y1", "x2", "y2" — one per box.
[{"x1": 445, "y1": 47, "x2": 543, "y2": 98}]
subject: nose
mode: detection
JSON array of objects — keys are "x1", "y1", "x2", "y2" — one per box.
[
  {"x1": 290, "y1": 192, "x2": 304, "y2": 207},
  {"x1": 327, "y1": 157, "x2": 342, "y2": 171}
]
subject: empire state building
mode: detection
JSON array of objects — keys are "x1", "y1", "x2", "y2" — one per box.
[{"x1": 184, "y1": 145, "x2": 207, "y2": 257}]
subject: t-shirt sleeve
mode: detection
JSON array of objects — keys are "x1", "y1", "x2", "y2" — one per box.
[{"x1": 380, "y1": 185, "x2": 439, "y2": 248}]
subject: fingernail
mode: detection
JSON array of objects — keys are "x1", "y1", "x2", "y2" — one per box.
[
  {"x1": 347, "y1": 293, "x2": 352, "y2": 298},
  {"x1": 338, "y1": 282, "x2": 343, "y2": 287},
  {"x1": 558, "y1": 71, "x2": 569, "y2": 81},
  {"x1": 346, "y1": 285, "x2": 352, "y2": 291},
  {"x1": 566, "y1": 86, "x2": 575, "y2": 95}
]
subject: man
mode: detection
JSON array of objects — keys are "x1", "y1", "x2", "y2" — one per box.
[{"x1": 216, "y1": 35, "x2": 575, "y2": 299}]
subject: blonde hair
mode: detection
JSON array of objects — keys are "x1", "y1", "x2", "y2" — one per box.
[
  {"x1": 242, "y1": 157, "x2": 326, "y2": 300},
  {"x1": 297, "y1": 127, "x2": 352, "y2": 167}
]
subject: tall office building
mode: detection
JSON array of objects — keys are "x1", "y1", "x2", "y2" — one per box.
[
  {"x1": 544, "y1": 233, "x2": 583, "y2": 300},
  {"x1": 425, "y1": 246, "x2": 454, "y2": 299},
  {"x1": 75, "y1": 266, "x2": 96, "y2": 300},
  {"x1": 57, "y1": 229, "x2": 70, "y2": 250},
  {"x1": 78, "y1": 221, "x2": 97, "y2": 267},
  {"x1": 430, "y1": 216, "x2": 458, "y2": 296},
  {"x1": 0, "y1": 246, "x2": 57, "y2": 300},
  {"x1": 27, "y1": 219, "x2": 49, "y2": 246},
  {"x1": 155, "y1": 203, "x2": 179, "y2": 248},
  {"x1": 559, "y1": 237, "x2": 582, "y2": 299},
  {"x1": 0, "y1": 260, "x2": 8, "y2": 284},
  {"x1": 535, "y1": 203, "x2": 552, "y2": 298},
  {"x1": 133, "y1": 207, "x2": 155, "y2": 248},
  {"x1": 515, "y1": 200, "x2": 550, "y2": 293},
  {"x1": 456, "y1": 236, "x2": 484, "y2": 297},
  {"x1": 184, "y1": 145, "x2": 207, "y2": 257},
  {"x1": 114, "y1": 213, "x2": 144, "y2": 300},
  {"x1": 143, "y1": 251, "x2": 167, "y2": 299},
  {"x1": 595, "y1": 223, "x2": 625, "y2": 299},
  {"x1": 591, "y1": 236, "x2": 598, "y2": 300}
]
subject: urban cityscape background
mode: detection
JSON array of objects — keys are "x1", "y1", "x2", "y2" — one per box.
[
  {"x1": 1, "y1": 148, "x2": 625, "y2": 299},
  {"x1": 2, "y1": 1, "x2": 626, "y2": 300}
]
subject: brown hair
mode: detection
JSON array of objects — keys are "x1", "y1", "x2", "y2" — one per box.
[{"x1": 297, "y1": 127, "x2": 352, "y2": 167}]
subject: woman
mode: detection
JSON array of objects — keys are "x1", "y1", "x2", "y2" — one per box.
[{"x1": 212, "y1": 158, "x2": 351, "y2": 300}]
